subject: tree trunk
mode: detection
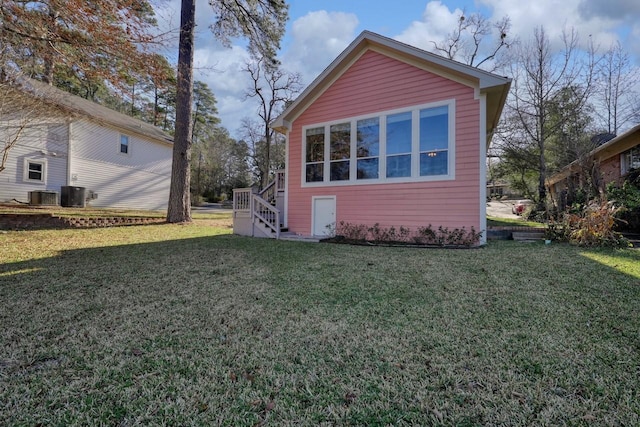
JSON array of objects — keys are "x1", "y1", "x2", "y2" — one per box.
[{"x1": 167, "y1": 0, "x2": 195, "y2": 223}]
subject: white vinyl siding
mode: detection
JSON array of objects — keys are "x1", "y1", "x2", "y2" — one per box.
[
  {"x1": 0, "y1": 123, "x2": 68, "y2": 203},
  {"x1": 69, "y1": 119, "x2": 171, "y2": 210}
]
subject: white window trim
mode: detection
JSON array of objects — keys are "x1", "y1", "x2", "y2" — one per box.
[
  {"x1": 119, "y1": 134, "x2": 131, "y2": 156},
  {"x1": 23, "y1": 158, "x2": 47, "y2": 184},
  {"x1": 301, "y1": 100, "x2": 456, "y2": 188},
  {"x1": 621, "y1": 146, "x2": 640, "y2": 176}
]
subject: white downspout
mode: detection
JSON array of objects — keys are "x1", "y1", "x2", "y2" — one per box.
[
  {"x1": 67, "y1": 120, "x2": 73, "y2": 185},
  {"x1": 479, "y1": 93, "x2": 488, "y2": 245}
]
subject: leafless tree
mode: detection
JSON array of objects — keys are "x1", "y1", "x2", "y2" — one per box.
[
  {"x1": 0, "y1": 55, "x2": 62, "y2": 173},
  {"x1": 243, "y1": 56, "x2": 302, "y2": 188},
  {"x1": 594, "y1": 41, "x2": 640, "y2": 135},
  {"x1": 432, "y1": 11, "x2": 513, "y2": 71},
  {"x1": 167, "y1": 0, "x2": 288, "y2": 222},
  {"x1": 501, "y1": 26, "x2": 597, "y2": 205}
]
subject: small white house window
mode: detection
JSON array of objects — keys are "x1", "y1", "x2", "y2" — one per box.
[
  {"x1": 24, "y1": 159, "x2": 47, "y2": 183},
  {"x1": 120, "y1": 134, "x2": 130, "y2": 154}
]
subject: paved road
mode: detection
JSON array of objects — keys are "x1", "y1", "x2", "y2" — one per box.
[{"x1": 191, "y1": 202, "x2": 231, "y2": 213}]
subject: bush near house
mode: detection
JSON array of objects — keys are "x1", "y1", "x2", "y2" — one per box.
[
  {"x1": 548, "y1": 201, "x2": 630, "y2": 248},
  {"x1": 334, "y1": 221, "x2": 483, "y2": 247},
  {"x1": 607, "y1": 169, "x2": 640, "y2": 233}
]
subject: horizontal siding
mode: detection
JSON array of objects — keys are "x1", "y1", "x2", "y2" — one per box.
[
  {"x1": 287, "y1": 49, "x2": 482, "y2": 235},
  {"x1": 71, "y1": 119, "x2": 170, "y2": 174},
  {"x1": 72, "y1": 159, "x2": 170, "y2": 210},
  {"x1": 71, "y1": 119, "x2": 171, "y2": 210},
  {"x1": 0, "y1": 122, "x2": 69, "y2": 203}
]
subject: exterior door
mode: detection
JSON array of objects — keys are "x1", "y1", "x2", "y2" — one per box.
[{"x1": 312, "y1": 196, "x2": 336, "y2": 237}]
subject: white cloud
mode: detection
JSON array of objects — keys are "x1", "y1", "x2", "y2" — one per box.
[
  {"x1": 282, "y1": 11, "x2": 359, "y2": 84},
  {"x1": 478, "y1": 0, "x2": 627, "y2": 53},
  {"x1": 395, "y1": 1, "x2": 463, "y2": 52}
]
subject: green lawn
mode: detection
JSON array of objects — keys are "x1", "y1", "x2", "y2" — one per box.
[
  {"x1": 487, "y1": 216, "x2": 545, "y2": 228},
  {"x1": 1, "y1": 220, "x2": 639, "y2": 425}
]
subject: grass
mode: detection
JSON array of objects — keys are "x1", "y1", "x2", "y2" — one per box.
[
  {"x1": 487, "y1": 216, "x2": 545, "y2": 228},
  {"x1": 1, "y1": 219, "x2": 639, "y2": 425},
  {"x1": 0, "y1": 204, "x2": 232, "y2": 220}
]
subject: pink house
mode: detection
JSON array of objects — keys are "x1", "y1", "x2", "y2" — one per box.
[{"x1": 233, "y1": 31, "x2": 511, "y2": 245}]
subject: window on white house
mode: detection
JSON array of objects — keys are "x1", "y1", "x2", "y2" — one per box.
[
  {"x1": 24, "y1": 159, "x2": 46, "y2": 183},
  {"x1": 120, "y1": 134, "x2": 130, "y2": 154},
  {"x1": 621, "y1": 146, "x2": 640, "y2": 175},
  {"x1": 303, "y1": 101, "x2": 454, "y2": 186}
]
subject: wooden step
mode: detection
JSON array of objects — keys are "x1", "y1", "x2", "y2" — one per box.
[{"x1": 512, "y1": 231, "x2": 545, "y2": 242}]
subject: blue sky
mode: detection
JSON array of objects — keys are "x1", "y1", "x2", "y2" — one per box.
[{"x1": 155, "y1": 0, "x2": 640, "y2": 137}]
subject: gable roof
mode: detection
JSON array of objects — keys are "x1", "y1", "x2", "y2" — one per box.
[
  {"x1": 11, "y1": 78, "x2": 173, "y2": 145},
  {"x1": 271, "y1": 31, "x2": 511, "y2": 138},
  {"x1": 547, "y1": 123, "x2": 640, "y2": 186}
]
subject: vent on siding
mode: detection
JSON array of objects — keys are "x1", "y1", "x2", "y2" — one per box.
[{"x1": 29, "y1": 191, "x2": 58, "y2": 206}]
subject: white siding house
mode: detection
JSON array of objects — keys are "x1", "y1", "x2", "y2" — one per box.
[{"x1": 0, "y1": 79, "x2": 173, "y2": 210}]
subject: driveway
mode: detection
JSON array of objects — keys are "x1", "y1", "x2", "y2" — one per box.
[{"x1": 487, "y1": 200, "x2": 521, "y2": 219}]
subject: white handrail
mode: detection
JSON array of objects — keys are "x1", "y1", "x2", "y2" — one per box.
[{"x1": 253, "y1": 194, "x2": 280, "y2": 238}]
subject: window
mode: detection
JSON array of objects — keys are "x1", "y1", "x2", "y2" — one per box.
[
  {"x1": 120, "y1": 134, "x2": 130, "y2": 154},
  {"x1": 357, "y1": 118, "x2": 379, "y2": 179},
  {"x1": 305, "y1": 127, "x2": 324, "y2": 182},
  {"x1": 23, "y1": 159, "x2": 46, "y2": 183},
  {"x1": 330, "y1": 123, "x2": 350, "y2": 181},
  {"x1": 419, "y1": 106, "x2": 449, "y2": 176},
  {"x1": 302, "y1": 101, "x2": 454, "y2": 186},
  {"x1": 621, "y1": 146, "x2": 640, "y2": 175},
  {"x1": 386, "y1": 112, "x2": 412, "y2": 178}
]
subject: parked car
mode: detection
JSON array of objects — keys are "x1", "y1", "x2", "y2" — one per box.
[{"x1": 512, "y1": 199, "x2": 533, "y2": 215}]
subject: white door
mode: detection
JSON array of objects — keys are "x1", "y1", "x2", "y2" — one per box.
[{"x1": 312, "y1": 196, "x2": 336, "y2": 237}]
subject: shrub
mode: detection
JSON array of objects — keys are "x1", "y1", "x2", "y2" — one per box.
[
  {"x1": 335, "y1": 221, "x2": 368, "y2": 241},
  {"x1": 335, "y1": 222, "x2": 482, "y2": 247},
  {"x1": 415, "y1": 225, "x2": 483, "y2": 246},
  {"x1": 555, "y1": 200, "x2": 629, "y2": 248},
  {"x1": 606, "y1": 170, "x2": 640, "y2": 232}
]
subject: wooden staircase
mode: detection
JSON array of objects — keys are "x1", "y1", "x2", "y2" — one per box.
[{"x1": 232, "y1": 171, "x2": 286, "y2": 239}]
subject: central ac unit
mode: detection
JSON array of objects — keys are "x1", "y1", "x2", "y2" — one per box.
[{"x1": 29, "y1": 191, "x2": 58, "y2": 206}]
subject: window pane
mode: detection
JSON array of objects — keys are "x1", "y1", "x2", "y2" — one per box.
[
  {"x1": 306, "y1": 127, "x2": 324, "y2": 163},
  {"x1": 330, "y1": 123, "x2": 350, "y2": 160},
  {"x1": 420, "y1": 106, "x2": 448, "y2": 151},
  {"x1": 386, "y1": 112, "x2": 412, "y2": 155},
  {"x1": 386, "y1": 154, "x2": 411, "y2": 178},
  {"x1": 330, "y1": 160, "x2": 350, "y2": 181},
  {"x1": 631, "y1": 147, "x2": 640, "y2": 170},
  {"x1": 420, "y1": 151, "x2": 448, "y2": 176},
  {"x1": 357, "y1": 158, "x2": 379, "y2": 179},
  {"x1": 357, "y1": 118, "x2": 379, "y2": 157},
  {"x1": 28, "y1": 162, "x2": 43, "y2": 181},
  {"x1": 306, "y1": 163, "x2": 323, "y2": 182},
  {"x1": 120, "y1": 135, "x2": 129, "y2": 154}
]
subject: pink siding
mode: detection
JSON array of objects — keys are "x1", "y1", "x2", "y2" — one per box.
[{"x1": 287, "y1": 50, "x2": 482, "y2": 235}]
